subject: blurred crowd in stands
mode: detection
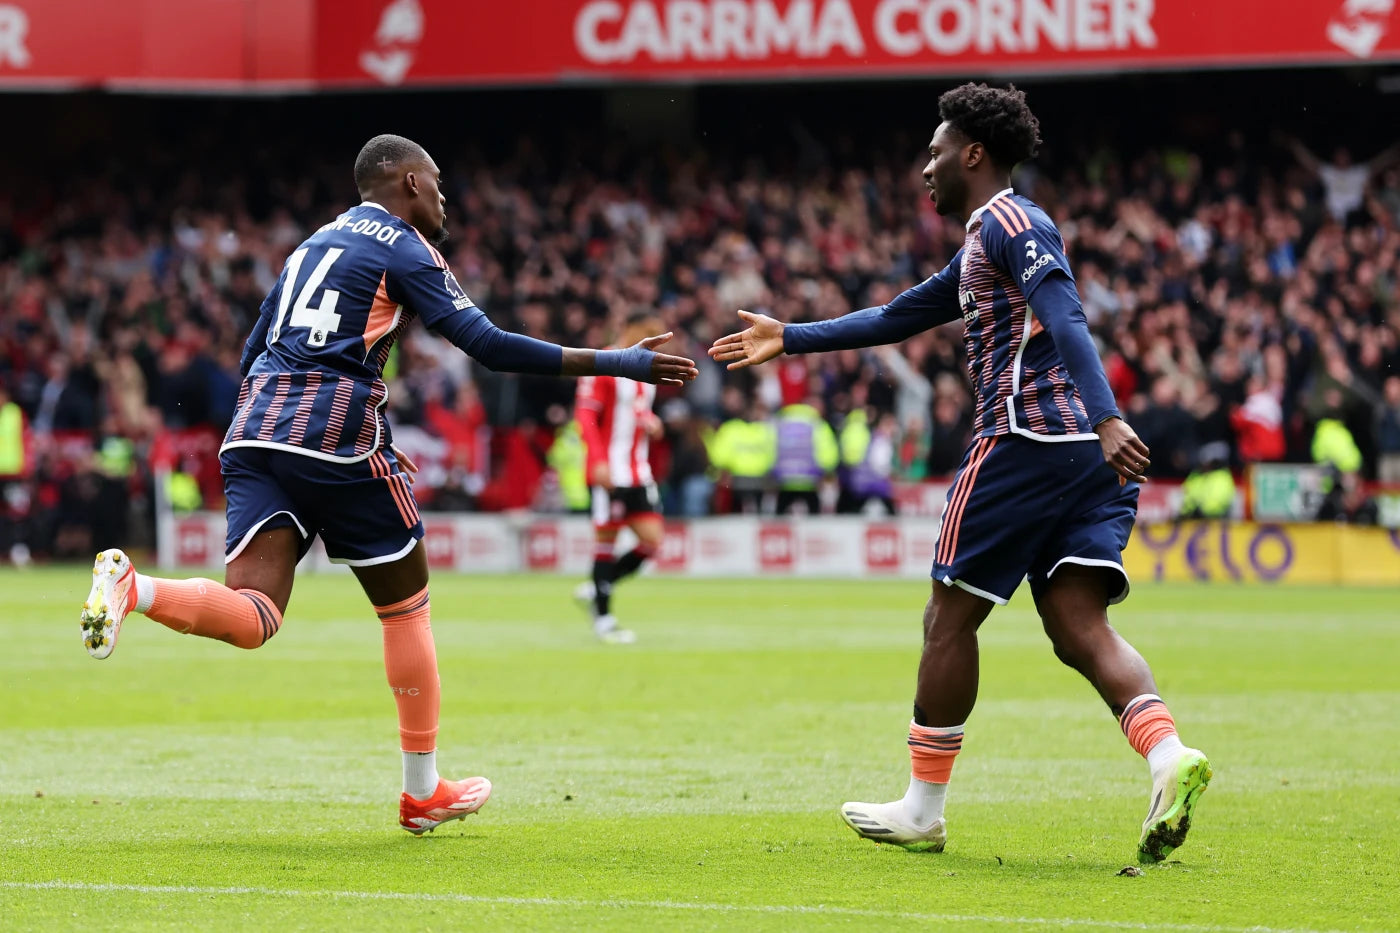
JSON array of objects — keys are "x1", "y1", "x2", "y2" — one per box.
[{"x1": 3, "y1": 107, "x2": 1400, "y2": 559}]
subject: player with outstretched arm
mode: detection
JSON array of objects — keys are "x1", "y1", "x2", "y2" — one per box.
[
  {"x1": 79, "y1": 134, "x2": 698, "y2": 835},
  {"x1": 710, "y1": 85, "x2": 1210, "y2": 863}
]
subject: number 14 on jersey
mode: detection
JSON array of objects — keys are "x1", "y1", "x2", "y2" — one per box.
[{"x1": 272, "y1": 247, "x2": 345, "y2": 348}]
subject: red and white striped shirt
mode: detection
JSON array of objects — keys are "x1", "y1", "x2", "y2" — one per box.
[{"x1": 575, "y1": 374, "x2": 656, "y2": 488}]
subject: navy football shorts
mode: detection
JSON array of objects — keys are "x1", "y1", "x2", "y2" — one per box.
[
  {"x1": 931, "y1": 433, "x2": 1138, "y2": 606},
  {"x1": 220, "y1": 446, "x2": 424, "y2": 566}
]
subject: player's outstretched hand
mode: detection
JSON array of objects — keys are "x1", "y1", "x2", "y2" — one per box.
[
  {"x1": 1097, "y1": 417, "x2": 1150, "y2": 485},
  {"x1": 635, "y1": 333, "x2": 700, "y2": 386},
  {"x1": 708, "y1": 310, "x2": 785, "y2": 371}
]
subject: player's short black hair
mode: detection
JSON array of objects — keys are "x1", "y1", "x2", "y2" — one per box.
[
  {"x1": 937, "y1": 83, "x2": 1042, "y2": 170},
  {"x1": 354, "y1": 134, "x2": 429, "y2": 193}
]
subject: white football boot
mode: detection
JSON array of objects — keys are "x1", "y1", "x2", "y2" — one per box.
[
  {"x1": 593, "y1": 614, "x2": 636, "y2": 645},
  {"x1": 80, "y1": 549, "x2": 138, "y2": 660},
  {"x1": 840, "y1": 800, "x2": 947, "y2": 851},
  {"x1": 1138, "y1": 747, "x2": 1212, "y2": 863}
]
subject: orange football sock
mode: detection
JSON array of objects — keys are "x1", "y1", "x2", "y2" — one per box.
[
  {"x1": 146, "y1": 577, "x2": 282, "y2": 649},
  {"x1": 908, "y1": 721, "x2": 963, "y2": 784},
  {"x1": 1119, "y1": 694, "x2": 1178, "y2": 759},
  {"x1": 377, "y1": 587, "x2": 440, "y2": 753}
]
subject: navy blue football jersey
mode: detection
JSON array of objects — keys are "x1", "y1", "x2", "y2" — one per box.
[
  {"x1": 868, "y1": 189, "x2": 1098, "y2": 440},
  {"x1": 223, "y1": 202, "x2": 475, "y2": 462}
]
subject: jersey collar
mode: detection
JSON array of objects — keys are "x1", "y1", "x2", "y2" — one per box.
[
  {"x1": 965, "y1": 188, "x2": 1015, "y2": 231},
  {"x1": 359, "y1": 200, "x2": 390, "y2": 214}
]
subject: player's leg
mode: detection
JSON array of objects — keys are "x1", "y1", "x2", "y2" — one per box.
[
  {"x1": 840, "y1": 581, "x2": 993, "y2": 850},
  {"x1": 587, "y1": 504, "x2": 661, "y2": 644},
  {"x1": 1030, "y1": 461, "x2": 1210, "y2": 863},
  {"x1": 1036, "y1": 566, "x2": 1210, "y2": 862},
  {"x1": 841, "y1": 437, "x2": 1038, "y2": 851},
  {"x1": 574, "y1": 485, "x2": 637, "y2": 643},
  {"x1": 80, "y1": 450, "x2": 302, "y2": 659},
  {"x1": 613, "y1": 513, "x2": 661, "y2": 587},
  {"x1": 574, "y1": 486, "x2": 612, "y2": 613},
  {"x1": 1036, "y1": 564, "x2": 1156, "y2": 711},
  {"x1": 315, "y1": 449, "x2": 489, "y2": 833}
]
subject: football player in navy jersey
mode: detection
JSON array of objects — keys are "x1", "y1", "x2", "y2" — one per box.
[
  {"x1": 80, "y1": 134, "x2": 697, "y2": 835},
  {"x1": 711, "y1": 85, "x2": 1210, "y2": 863}
]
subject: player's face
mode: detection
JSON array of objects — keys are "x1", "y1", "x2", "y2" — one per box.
[
  {"x1": 410, "y1": 157, "x2": 450, "y2": 246},
  {"x1": 923, "y1": 123, "x2": 969, "y2": 219}
]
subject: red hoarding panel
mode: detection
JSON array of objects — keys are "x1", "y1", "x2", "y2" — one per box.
[
  {"x1": 141, "y1": 0, "x2": 244, "y2": 82},
  {"x1": 315, "y1": 0, "x2": 1400, "y2": 88},
  {"x1": 250, "y1": 0, "x2": 317, "y2": 83},
  {"x1": 0, "y1": 0, "x2": 142, "y2": 85},
  {"x1": 0, "y1": 0, "x2": 1395, "y2": 88},
  {"x1": 0, "y1": 0, "x2": 313, "y2": 87}
]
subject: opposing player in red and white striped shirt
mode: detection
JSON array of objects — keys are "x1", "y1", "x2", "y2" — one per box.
[{"x1": 573, "y1": 313, "x2": 666, "y2": 643}]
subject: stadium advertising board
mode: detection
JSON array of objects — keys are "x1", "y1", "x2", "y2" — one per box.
[
  {"x1": 1, "y1": 0, "x2": 1396, "y2": 88},
  {"x1": 1123, "y1": 521, "x2": 1400, "y2": 585},
  {"x1": 161, "y1": 512, "x2": 1400, "y2": 585},
  {"x1": 318, "y1": 0, "x2": 1400, "y2": 85},
  {"x1": 0, "y1": 0, "x2": 314, "y2": 88}
]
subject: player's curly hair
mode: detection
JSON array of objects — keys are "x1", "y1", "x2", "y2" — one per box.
[
  {"x1": 937, "y1": 83, "x2": 1042, "y2": 169},
  {"x1": 354, "y1": 134, "x2": 428, "y2": 193}
]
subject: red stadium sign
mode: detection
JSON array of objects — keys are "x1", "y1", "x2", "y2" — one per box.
[
  {"x1": 314, "y1": 0, "x2": 1400, "y2": 86},
  {"x1": 0, "y1": 0, "x2": 1396, "y2": 88},
  {"x1": 0, "y1": 0, "x2": 314, "y2": 88}
]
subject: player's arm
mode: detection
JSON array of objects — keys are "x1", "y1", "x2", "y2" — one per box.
[
  {"x1": 575, "y1": 377, "x2": 613, "y2": 489},
  {"x1": 391, "y1": 259, "x2": 696, "y2": 385},
  {"x1": 239, "y1": 291, "x2": 276, "y2": 377},
  {"x1": 708, "y1": 251, "x2": 963, "y2": 370},
  {"x1": 983, "y1": 208, "x2": 1148, "y2": 483}
]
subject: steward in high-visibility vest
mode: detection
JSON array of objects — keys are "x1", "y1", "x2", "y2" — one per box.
[
  {"x1": 0, "y1": 395, "x2": 24, "y2": 479},
  {"x1": 707, "y1": 407, "x2": 776, "y2": 514},
  {"x1": 548, "y1": 421, "x2": 591, "y2": 513},
  {"x1": 773, "y1": 401, "x2": 838, "y2": 514}
]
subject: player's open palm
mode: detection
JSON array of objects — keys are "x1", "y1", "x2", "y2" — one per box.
[
  {"x1": 709, "y1": 310, "x2": 785, "y2": 371},
  {"x1": 635, "y1": 333, "x2": 699, "y2": 386},
  {"x1": 1097, "y1": 417, "x2": 1151, "y2": 485}
]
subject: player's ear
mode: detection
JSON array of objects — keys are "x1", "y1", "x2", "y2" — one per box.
[
  {"x1": 404, "y1": 170, "x2": 419, "y2": 197},
  {"x1": 965, "y1": 142, "x2": 985, "y2": 170}
]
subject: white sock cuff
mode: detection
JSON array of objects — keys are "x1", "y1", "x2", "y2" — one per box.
[
  {"x1": 1146, "y1": 734, "x2": 1186, "y2": 772},
  {"x1": 402, "y1": 749, "x2": 440, "y2": 800},
  {"x1": 909, "y1": 720, "x2": 965, "y2": 735},
  {"x1": 133, "y1": 574, "x2": 155, "y2": 614},
  {"x1": 1119, "y1": 694, "x2": 1161, "y2": 720}
]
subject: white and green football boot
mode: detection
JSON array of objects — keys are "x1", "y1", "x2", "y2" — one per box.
[
  {"x1": 1138, "y1": 748, "x2": 1212, "y2": 863},
  {"x1": 80, "y1": 549, "x2": 138, "y2": 660}
]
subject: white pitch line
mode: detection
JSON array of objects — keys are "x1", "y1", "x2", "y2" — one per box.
[{"x1": 0, "y1": 880, "x2": 1354, "y2": 933}]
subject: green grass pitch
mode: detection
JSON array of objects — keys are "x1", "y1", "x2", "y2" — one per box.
[{"x1": 2, "y1": 569, "x2": 1398, "y2": 931}]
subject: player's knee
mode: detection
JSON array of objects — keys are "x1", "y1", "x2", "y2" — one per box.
[
  {"x1": 1049, "y1": 633, "x2": 1085, "y2": 670},
  {"x1": 1043, "y1": 616, "x2": 1100, "y2": 672}
]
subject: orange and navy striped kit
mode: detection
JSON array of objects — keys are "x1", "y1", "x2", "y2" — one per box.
[{"x1": 222, "y1": 203, "x2": 468, "y2": 465}]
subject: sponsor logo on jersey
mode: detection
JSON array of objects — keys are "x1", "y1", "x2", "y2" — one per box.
[
  {"x1": 959, "y1": 288, "x2": 978, "y2": 325},
  {"x1": 1025, "y1": 239, "x2": 1038, "y2": 260},
  {"x1": 443, "y1": 270, "x2": 475, "y2": 310},
  {"x1": 1021, "y1": 253, "x2": 1053, "y2": 283}
]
